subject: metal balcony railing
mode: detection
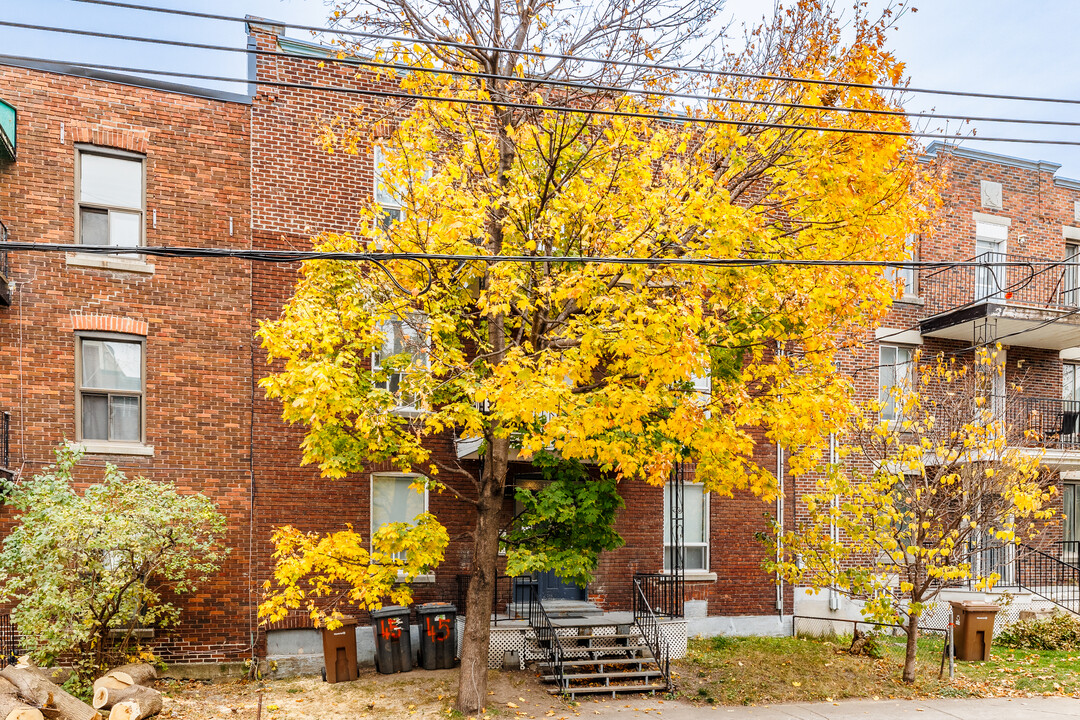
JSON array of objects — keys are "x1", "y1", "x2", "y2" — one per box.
[
  {"x1": 921, "y1": 252, "x2": 1080, "y2": 318},
  {"x1": 1010, "y1": 396, "x2": 1080, "y2": 449}
]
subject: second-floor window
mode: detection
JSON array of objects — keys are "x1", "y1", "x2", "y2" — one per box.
[
  {"x1": 371, "y1": 473, "x2": 428, "y2": 561},
  {"x1": 1064, "y1": 363, "x2": 1080, "y2": 440},
  {"x1": 76, "y1": 148, "x2": 144, "y2": 248},
  {"x1": 373, "y1": 315, "x2": 427, "y2": 413},
  {"x1": 77, "y1": 336, "x2": 144, "y2": 443},
  {"x1": 879, "y1": 344, "x2": 914, "y2": 422},
  {"x1": 1066, "y1": 242, "x2": 1080, "y2": 307},
  {"x1": 884, "y1": 233, "x2": 917, "y2": 298}
]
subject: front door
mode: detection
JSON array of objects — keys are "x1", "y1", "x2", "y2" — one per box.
[{"x1": 538, "y1": 570, "x2": 586, "y2": 601}]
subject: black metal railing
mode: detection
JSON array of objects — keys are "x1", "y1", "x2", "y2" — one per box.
[
  {"x1": 1010, "y1": 397, "x2": 1080, "y2": 448},
  {"x1": 526, "y1": 582, "x2": 566, "y2": 693},
  {"x1": 2, "y1": 411, "x2": 9, "y2": 471},
  {"x1": 1015, "y1": 544, "x2": 1080, "y2": 614},
  {"x1": 455, "y1": 573, "x2": 536, "y2": 625},
  {"x1": 921, "y1": 251, "x2": 1080, "y2": 317},
  {"x1": 1054, "y1": 541, "x2": 1080, "y2": 565},
  {"x1": 0, "y1": 613, "x2": 19, "y2": 667},
  {"x1": 0, "y1": 219, "x2": 8, "y2": 279},
  {"x1": 632, "y1": 575, "x2": 672, "y2": 692},
  {"x1": 633, "y1": 573, "x2": 684, "y2": 618}
]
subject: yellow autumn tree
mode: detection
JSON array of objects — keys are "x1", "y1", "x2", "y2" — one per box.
[
  {"x1": 769, "y1": 348, "x2": 1057, "y2": 684},
  {"x1": 258, "y1": 1, "x2": 936, "y2": 712}
]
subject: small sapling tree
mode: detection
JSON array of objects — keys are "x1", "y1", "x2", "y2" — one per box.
[{"x1": 769, "y1": 348, "x2": 1056, "y2": 683}]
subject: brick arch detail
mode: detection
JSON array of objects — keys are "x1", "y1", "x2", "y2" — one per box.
[
  {"x1": 69, "y1": 314, "x2": 149, "y2": 336},
  {"x1": 69, "y1": 123, "x2": 150, "y2": 155}
]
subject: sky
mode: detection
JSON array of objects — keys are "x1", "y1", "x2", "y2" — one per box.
[{"x1": 1, "y1": 0, "x2": 1079, "y2": 174}]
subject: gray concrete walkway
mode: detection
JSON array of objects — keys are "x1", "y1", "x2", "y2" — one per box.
[{"x1": 585, "y1": 696, "x2": 1080, "y2": 719}]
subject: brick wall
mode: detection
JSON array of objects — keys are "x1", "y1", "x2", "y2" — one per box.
[{"x1": 0, "y1": 63, "x2": 254, "y2": 662}]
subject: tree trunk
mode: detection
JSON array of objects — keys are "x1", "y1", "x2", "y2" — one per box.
[
  {"x1": 903, "y1": 609, "x2": 921, "y2": 684},
  {"x1": 0, "y1": 668, "x2": 53, "y2": 708},
  {"x1": 92, "y1": 684, "x2": 160, "y2": 711},
  {"x1": 1, "y1": 668, "x2": 100, "y2": 720},
  {"x1": 454, "y1": 436, "x2": 510, "y2": 716},
  {"x1": 92, "y1": 664, "x2": 156, "y2": 693},
  {"x1": 0, "y1": 694, "x2": 43, "y2": 720}
]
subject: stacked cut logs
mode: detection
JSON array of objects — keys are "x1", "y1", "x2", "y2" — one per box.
[
  {"x1": 0, "y1": 661, "x2": 162, "y2": 720},
  {"x1": 92, "y1": 665, "x2": 161, "y2": 720}
]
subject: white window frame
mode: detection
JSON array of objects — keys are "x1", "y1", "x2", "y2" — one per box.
[
  {"x1": 663, "y1": 481, "x2": 710, "y2": 575},
  {"x1": 884, "y1": 233, "x2": 918, "y2": 299},
  {"x1": 974, "y1": 215, "x2": 1009, "y2": 302},
  {"x1": 370, "y1": 472, "x2": 435, "y2": 582},
  {"x1": 372, "y1": 314, "x2": 429, "y2": 415},
  {"x1": 1065, "y1": 240, "x2": 1080, "y2": 307},
  {"x1": 879, "y1": 344, "x2": 914, "y2": 423},
  {"x1": 373, "y1": 146, "x2": 404, "y2": 231},
  {"x1": 74, "y1": 145, "x2": 146, "y2": 249},
  {"x1": 74, "y1": 332, "x2": 152, "y2": 455}
]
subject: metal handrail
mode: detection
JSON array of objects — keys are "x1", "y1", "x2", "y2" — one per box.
[
  {"x1": 1015, "y1": 543, "x2": 1080, "y2": 614},
  {"x1": 526, "y1": 583, "x2": 567, "y2": 694},
  {"x1": 632, "y1": 575, "x2": 672, "y2": 692},
  {"x1": 921, "y1": 251, "x2": 1080, "y2": 316},
  {"x1": 633, "y1": 573, "x2": 684, "y2": 618},
  {"x1": 455, "y1": 573, "x2": 535, "y2": 626}
]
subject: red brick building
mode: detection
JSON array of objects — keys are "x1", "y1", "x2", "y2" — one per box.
[{"x1": 3, "y1": 20, "x2": 1080, "y2": 677}]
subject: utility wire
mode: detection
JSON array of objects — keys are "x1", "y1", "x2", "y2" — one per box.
[
  {"x1": 67, "y1": 0, "x2": 1080, "y2": 108},
  {"x1": 2, "y1": 241, "x2": 1079, "y2": 268},
  {"x1": 5, "y1": 23, "x2": 1080, "y2": 132},
  {"x1": 6, "y1": 53, "x2": 1080, "y2": 146}
]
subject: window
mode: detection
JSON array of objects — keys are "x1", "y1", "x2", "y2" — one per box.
[
  {"x1": 975, "y1": 220, "x2": 1008, "y2": 301},
  {"x1": 76, "y1": 336, "x2": 144, "y2": 444},
  {"x1": 1064, "y1": 483, "x2": 1080, "y2": 553},
  {"x1": 373, "y1": 146, "x2": 403, "y2": 231},
  {"x1": 1064, "y1": 363, "x2": 1080, "y2": 441},
  {"x1": 689, "y1": 359, "x2": 712, "y2": 416},
  {"x1": 76, "y1": 148, "x2": 144, "y2": 248},
  {"x1": 879, "y1": 344, "x2": 914, "y2": 422},
  {"x1": 373, "y1": 315, "x2": 428, "y2": 413},
  {"x1": 664, "y1": 482, "x2": 709, "y2": 572},
  {"x1": 1066, "y1": 242, "x2": 1080, "y2": 307},
  {"x1": 884, "y1": 234, "x2": 917, "y2": 298},
  {"x1": 371, "y1": 473, "x2": 428, "y2": 561}
]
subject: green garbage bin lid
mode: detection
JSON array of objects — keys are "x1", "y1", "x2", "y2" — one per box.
[{"x1": 370, "y1": 605, "x2": 411, "y2": 619}]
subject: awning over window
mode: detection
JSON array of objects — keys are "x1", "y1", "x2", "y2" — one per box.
[{"x1": 0, "y1": 99, "x2": 15, "y2": 161}]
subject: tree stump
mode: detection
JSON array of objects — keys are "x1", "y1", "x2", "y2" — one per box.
[
  {"x1": 107, "y1": 690, "x2": 162, "y2": 720},
  {"x1": 0, "y1": 693, "x2": 44, "y2": 720}
]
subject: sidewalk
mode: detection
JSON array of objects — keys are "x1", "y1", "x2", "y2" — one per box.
[{"x1": 585, "y1": 696, "x2": 1080, "y2": 719}]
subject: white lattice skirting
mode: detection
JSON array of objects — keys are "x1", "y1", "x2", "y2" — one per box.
[{"x1": 469, "y1": 619, "x2": 688, "y2": 669}]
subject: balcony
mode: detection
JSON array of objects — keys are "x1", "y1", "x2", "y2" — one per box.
[{"x1": 919, "y1": 252, "x2": 1080, "y2": 349}]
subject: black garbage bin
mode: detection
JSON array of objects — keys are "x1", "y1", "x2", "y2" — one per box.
[
  {"x1": 416, "y1": 602, "x2": 457, "y2": 670},
  {"x1": 371, "y1": 605, "x2": 413, "y2": 674}
]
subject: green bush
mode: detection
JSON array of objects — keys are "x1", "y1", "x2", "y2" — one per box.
[{"x1": 996, "y1": 612, "x2": 1080, "y2": 651}]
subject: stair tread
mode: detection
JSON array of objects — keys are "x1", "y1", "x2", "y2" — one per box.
[
  {"x1": 540, "y1": 657, "x2": 655, "y2": 668},
  {"x1": 542, "y1": 670, "x2": 663, "y2": 682},
  {"x1": 545, "y1": 634, "x2": 639, "y2": 642},
  {"x1": 547, "y1": 684, "x2": 667, "y2": 695}
]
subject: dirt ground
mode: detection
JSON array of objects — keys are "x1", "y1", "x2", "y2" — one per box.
[{"x1": 156, "y1": 667, "x2": 605, "y2": 720}]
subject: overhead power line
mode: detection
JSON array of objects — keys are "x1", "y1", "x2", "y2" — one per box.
[
  {"x1": 1, "y1": 241, "x2": 1076, "y2": 269},
  {"x1": 5, "y1": 23, "x2": 1080, "y2": 134},
  {"x1": 66, "y1": 0, "x2": 1080, "y2": 108},
  {"x1": 5, "y1": 52, "x2": 1080, "y2": 146}
]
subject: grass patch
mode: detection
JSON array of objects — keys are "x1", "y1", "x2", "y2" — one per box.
[{"x1": 673, "y1": 634, "x2": 1019, "y2": 708}]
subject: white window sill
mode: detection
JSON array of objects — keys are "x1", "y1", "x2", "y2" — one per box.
[
  {"x1": 66, "y1": 253, "x2": 155, "y2": 275},
  {"x1": 69, "y1": 440, "x2": 154, "y2": 456},
  {"x1": 663, "y1": 571, "x2": 717, "y2": 582},
  {"x1": 395, "y1": 573, "x2": 435, "y2": 584}
]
